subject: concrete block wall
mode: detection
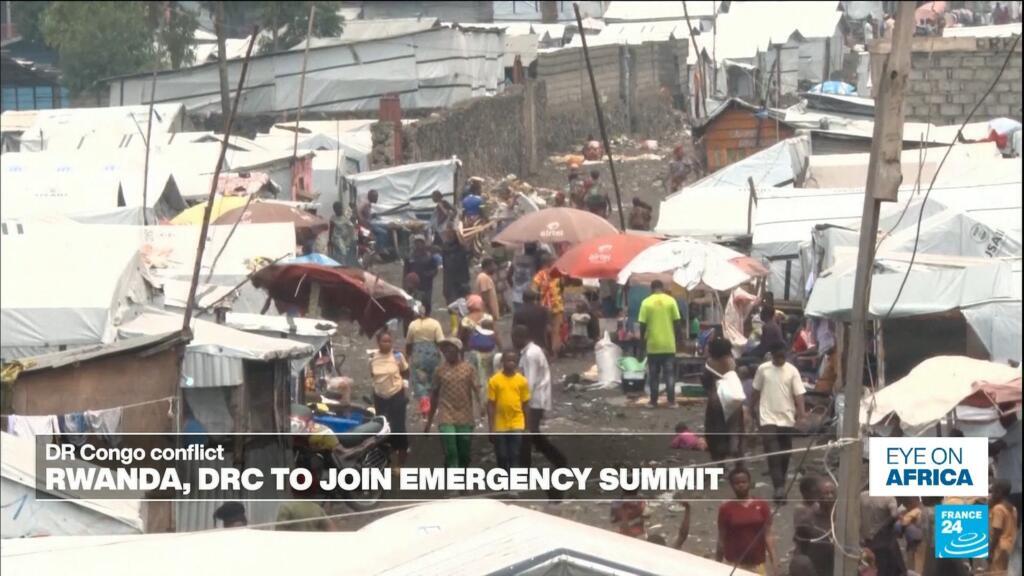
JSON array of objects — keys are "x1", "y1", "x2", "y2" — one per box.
[
  {"x1": 900, "y1": 36, "x2": 1022, "y2": 125},
  {"x1": 536, "y1": 44, "x2": 628, "y2": 152}
]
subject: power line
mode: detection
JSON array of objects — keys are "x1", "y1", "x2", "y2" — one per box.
[{"x1": 878, "y1": 33, "x2": 1021, "y2": 324}]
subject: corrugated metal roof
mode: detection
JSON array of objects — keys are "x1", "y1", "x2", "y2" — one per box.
[
  {"x1": 604, "y1": 1, "x2": 721, "y2": 22},
  {"x1": 119, "y1": 312, "x2": 314, "y2": 361},
  {"x1": 943, "y1": 23, "x2": 1023, "y2": 38},
  {"x1": 8, "y1": 331, "x2": 184, "y2": 374}
]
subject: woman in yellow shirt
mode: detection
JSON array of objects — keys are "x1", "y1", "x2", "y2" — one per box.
[
  {"x1": 488, "y1": 350, "x2": 530, "y2": 470},
  {"x1": 370, "y1": 330, "x2": 409, "y2": 473}
]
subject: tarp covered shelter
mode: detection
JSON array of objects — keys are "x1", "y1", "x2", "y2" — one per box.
[
  {"x1": 107, "y1": 27, "x2": 505, "y2": 115},
  {"x1": 1, "y1": 151, "x2": 187, "y2": 224},
  {"x1": 15, "y1": 103, "x2": 188, "y2": 153},
  {"x1": 0, "y1": 499, "x2": 756, "y2": 576},
  {"x1": 1, "y1": 431, "x2": 144, "y2": 538},
  {"x1": 338, "y1": 157, "x2": 459, "y2": 222},
  {"x1": 685, "y1": 134, "x2": 810, "y2": 189},
  {"x1": 859, "y1": 356, "x2": 1021, "y2": 427},
  {"x1": 0, "y1": 222, "x2": 153, "y2": 360}
]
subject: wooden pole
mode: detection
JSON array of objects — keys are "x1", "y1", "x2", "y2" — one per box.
[
  {"x1": 832, "y1": 5, "x2": 914, "y2": 576},
  {"x1": 573, "y1": 3, "x2": 626, "y2": 231},
  {"x1": 141, "y1": 29, "x2": 162, "y2": 227},
  {"x1": 291, "y1": 3, "x2": 317, "y2": 201},
  {"x1": 681, "y1": 1, "x2": 707, "y2": 117},
  {"x1": 214, "y1": 2, "x2": 231, "y2": 125},
  {"x1": 746, "y1": 176, "x2": 757, "y2": 236},
  {"x1": 181, "y1": 28, "x2": 259, "y2": 333}
]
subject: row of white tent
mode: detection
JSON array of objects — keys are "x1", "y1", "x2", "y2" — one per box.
[{"x1": 655, "y1": 137, "x2": 1022, "y2": 364}]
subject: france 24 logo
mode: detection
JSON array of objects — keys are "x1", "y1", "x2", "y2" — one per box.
[{"x1": 935, "y1": 505, "x2": 989, "y2": 558}]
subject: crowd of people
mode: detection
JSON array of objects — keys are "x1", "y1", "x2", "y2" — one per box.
[{"x1": 317, "y1": 159, "x2": 1020, "y2": 576}]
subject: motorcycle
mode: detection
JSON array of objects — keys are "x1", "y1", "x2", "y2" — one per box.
[{"x1": 290, "y1": 405, "x2": 391, "y2": 511}]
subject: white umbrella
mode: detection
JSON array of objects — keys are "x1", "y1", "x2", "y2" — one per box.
[{"x1": 616, "y1": 237, "x2": 768, "y2": 291}]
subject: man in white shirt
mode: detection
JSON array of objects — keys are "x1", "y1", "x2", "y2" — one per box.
[
  {"x1": 751, "y1": 343, "x2": 806, "y2": 502},
  {"x1": 512, "y1": 324, "x2": 567, "y2": 484}
]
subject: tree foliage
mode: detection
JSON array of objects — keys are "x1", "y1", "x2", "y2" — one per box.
[
  {"x1": 41, "y1": 1, "x2": 155, "y2": 94},
  {"x1": 38, "y1": 1, "x2": 199, "y2": 94},
  {"x1": 256, "y1": 1, "x2": 343, "y2": 54},
  {"x1": 11, "y1": 1, "x2": 49, "y2": 45}
]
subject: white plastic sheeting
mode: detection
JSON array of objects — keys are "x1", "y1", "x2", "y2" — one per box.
[
  {"x1": 0, "y1": 500, "x2": 756, "y2": 576},
  {"x1": 963, "y1": 260, "x2": 1022, "y2": 364},
  {"x1": 339, "y1": 158, "x2": 459, "y2": 222},
  {"x1": 804, "y1": 257, "x2": 1017, "y2": 319},
  {"x1": 603, "y1": 1, "x2": 720, "y2": 21},
  {"x1": 655, "y1": 186, "x2": 754, "y2": 238},
  {"x1": 1, "y1": 432, "x2": 144, "y2": 538},
  {"x1": 1, "y1": 151, "x2": 187, "y2": 224},
  {"x1": 142, "y1": 223, "x2": 296, "y2": 278},
  {"x1": 685, "y1": 135, "x2": 810, "y2": 189},
  {"x1": 0, "y1": 223, "x2": 152, "y2": 359},
  {"x1": 109, "y1": 28, "x2": 505, "y2": 115},
  {"x1": 16, "y1": 103, "x2": 187, "y2": 153},
  {"x1": 859, "y1": 356, "x2": 1021, "y2": 427}
]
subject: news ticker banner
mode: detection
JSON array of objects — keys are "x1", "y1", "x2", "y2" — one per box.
[
  {"x1": 869, "y1": 437, "x2": 991, "y2": 560},
  {"x1": 36, "y1": 433, "x2": 731, "y2": 501}
]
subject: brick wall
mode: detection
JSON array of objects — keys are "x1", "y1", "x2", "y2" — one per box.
[{"x1": 875, "y1": 36, "x2": 1022, "y2": 125}]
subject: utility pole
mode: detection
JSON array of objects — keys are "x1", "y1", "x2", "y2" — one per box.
[
  {"x1": 573, "y1": 3, "x2": 626, "y2": 231},
  {"x1": 832, "y1": 5, "x2": 914, "y2": 576}
]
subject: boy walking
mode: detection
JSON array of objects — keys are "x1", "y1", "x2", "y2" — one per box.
[{"x1": 488, "y1": 350, "x2": 530, "y2": 470}]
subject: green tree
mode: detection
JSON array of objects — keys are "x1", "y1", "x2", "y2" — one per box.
[
  {"x1": 11, "y1": 0, "x2": 49, "y2": 45},
  {"x1": 39, "y1": 1, "x2": 199, "y2": 94},
  {"x1": 41, "y1": 1, "x2": 155, "y2": 94},
  {"x1": 257, "y1": 1, "x2": 343, "y2": 54}
]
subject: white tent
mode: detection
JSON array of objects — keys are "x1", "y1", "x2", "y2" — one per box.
[
  {"x1": 16, "y1": 103, "x2": 187, "y2": 153},
  {"x1": 0, "y1": 151, "x2": 187, "y2": 224},
  {"x1": 684, "y1": 134, "x2": 810, "y2": 190},
  {"x1": 1, "y1": 432, "x2": 144, "y2": 538},
  {"x1": 0, "y1": 499, "x2": 755, "y2": 576},
  {"x1": 339, "y1": 158, "x2": 460, "y2": 222},
  {"x1": 0, "y1": 223, "x2": 152, "y2": 360},
  {"x1": 803, "y1": 255, "x2": 1017, "y2": 319}
]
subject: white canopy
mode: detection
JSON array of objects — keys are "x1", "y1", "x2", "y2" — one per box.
[
  {"x1": 860, "y1": 356, "x2": 1021, "y2": 426},
  {"x1": 685, "y1": 135, "x2": 810, "y2": 190},
  {"x1": 1, "y1": 432, "x2": 144, "y2": 538}
]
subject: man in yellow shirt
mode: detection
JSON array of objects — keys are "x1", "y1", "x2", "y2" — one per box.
[
  {"x1": 488, "y1": 350, "x2": 530, "y2": 470},
  {"x1": 638, "y1": 280, "x2": 681, "y2": 408}
]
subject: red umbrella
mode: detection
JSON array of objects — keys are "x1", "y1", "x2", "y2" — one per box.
[
  {"x1": 553, "y1": 233, "x2": 662, "y2": 279},
  {"x1": 252, "y1": 263, "x2": 414, "y2": 335},
  {"x1": 493, "y1": 207, "x2": 618, "y2": 246},
  {"x1": 214, "y1": 202, "x2": 328, "y2": 244}
]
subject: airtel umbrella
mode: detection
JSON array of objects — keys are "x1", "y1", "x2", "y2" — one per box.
[
  {"x1": 493, "y1": 207, "x2": 618, "y2": 246},
  {"x1": 553, "y1": 233, "x2": 662, "y2": 279},
  {"x1": 214, "y1": 201, "x2": 328, "y2": 244},
  {"x1": 616, "y1": 236, "x2": 769, "y2": 291}
]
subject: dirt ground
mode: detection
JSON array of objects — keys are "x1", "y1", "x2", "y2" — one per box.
[{"x1": 326, "y1": 130, "x2": 824, "y2": 565}]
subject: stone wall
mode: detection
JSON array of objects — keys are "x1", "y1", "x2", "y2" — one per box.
[{"x1": 874, "y1": 36, "x2": 1022, "y2": 125}]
